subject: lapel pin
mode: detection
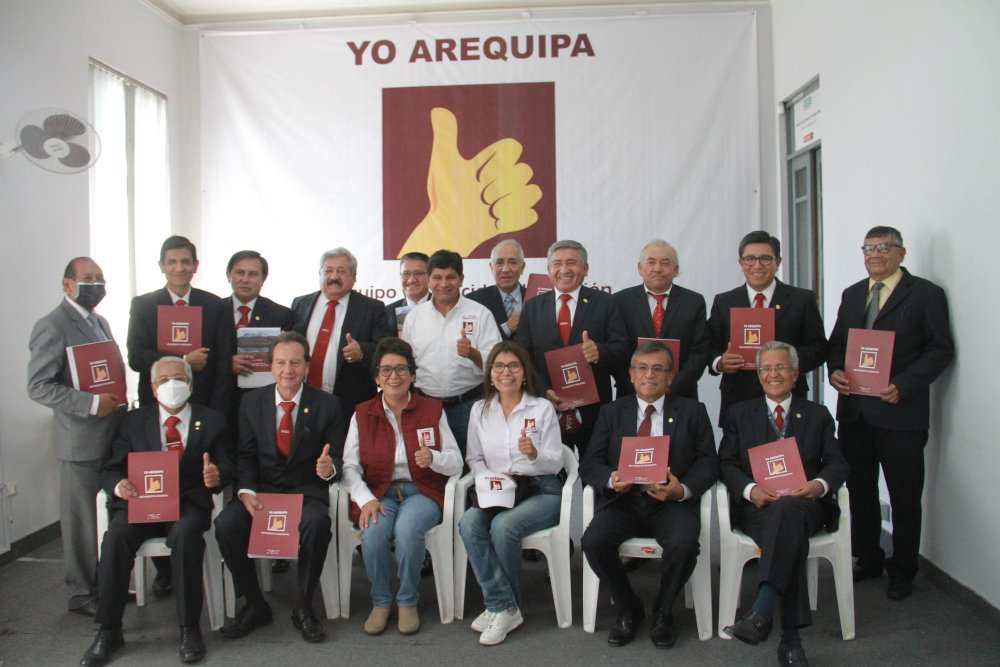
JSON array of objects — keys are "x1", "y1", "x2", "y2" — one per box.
[
  {"x1": 194, "y1": 421, "x2": 201, "y2": 430},
  {"x1": 303, "y1": 407, "x2": 309, "y2": 414},
  {"x1": 582, "y1": 298, "x2": 589, "y2": 304},
  {"x1": 254, "y1": 315, "x2": 260, "y2": 321},
  {"x1": 775, "y1": 304, "x2": 781, "y2": 310},
  {"x1": 668, "y1": 417, "x2": 674, "y2": 423},
  {"x1": 796, "y1": 413, "x2": 801, "y2": 419}
]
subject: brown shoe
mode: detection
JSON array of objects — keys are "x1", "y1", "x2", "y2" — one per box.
[
  {"x1": 364, "y1": 607, "x2": 391, "y2": 636},
  {"x1": 398, "y1": 606, "x2": 420, "y2": 635}
]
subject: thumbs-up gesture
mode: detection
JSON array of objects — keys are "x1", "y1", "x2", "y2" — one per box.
[
  {"x1": 718, "y1": 342, "x2": 745, "y2": 374},
  {"x1": 202, "y1": 452, "x2": 221, "y2": 488},
  {"x1": 456, "y1": 326, "x2": 473, "y2": 359},
  {"x1": 342, "y1": 333, "x2": 362, "y2": 364},
  {"x1": 517, "y1": 428, "x2": 537, "y2": 461},
  {"x1": 397, "y1": 107, "x2": 543, "y2": 257},
  {"x1": 316, "y1": 443, "x2": 335, "y2": 479},
  {"x1": 414, "y1": 439, "x2": 434, "y2": 469},
  {"x1": 581, "y1": 330, "x2": 599, "y2": 364}
]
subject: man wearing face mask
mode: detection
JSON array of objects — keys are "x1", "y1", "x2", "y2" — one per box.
[
  {"x1": 28, "y1": 257, "x2": 123, "y2": 617},
  {"x1": 81, "y1": 356, "x2": 233, "y2": 665}
]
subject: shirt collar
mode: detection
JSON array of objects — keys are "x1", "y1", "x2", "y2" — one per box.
[
  {"x1": 644, "y1": 285, "x2": 672, "y2": 298},
  {"x1": 556, "y1": 286, "x2": 583, "y2": 302},
  {"x1": 869, "y1": 268, "x2": 903, "y2": 292},
  {"x1": 275, "y1": 384, "x2": 304, "y2": 406},
  {"x1": 406, "y1": 293, "x2": 430, "y2": 308},
  {"x1": 158, "y1": 402, "x2": 193, "y2": 426},
  {"x1": 233, "y1": 295, "x2": 258, "y2": 312},
  {"x1": 63, "y1": 295, "x2": 92, "y2": 319},
  {"x1": 764, "y1": 395, "x2": 792, "y2": 415},
  {"x1": 746, "y1": 280, "x2": 777, "y2": 305},
  {"x1": 168, "y1": 288, "x2": 192, "y2": 304},
  {"x1": 635, "y1": 394, "x2": 666, "y2": 415}
]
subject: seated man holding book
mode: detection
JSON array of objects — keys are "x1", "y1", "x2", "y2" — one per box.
[{"x1": 719, "y1": 340, "x2": 848, "y2": 667}]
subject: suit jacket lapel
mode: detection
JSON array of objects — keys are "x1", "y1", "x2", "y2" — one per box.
[
  {"x1": 873, "y1": 270, "x2": 912, "y2": 325},
  {"x1": 569, "y1": 287, "x2": 591, "y2": 344},
  {"x1": 144, "y1": 408, "x2": 163, "y2": 453},
  {"x1": 289, "y1": 389, "x2": 311, "y2": 461},
  {"x1": 771, "y1": 281, "x2": 791, "y2": 323},
  {"x1": 539, "y1": 291, "x2": 560, "y2": 346},
  {"x1": 756, "y1": 399, "x2": 777, "y2": 444},
  {"x1": 185, "y1": 406, "x2": 204, "y2": 462},
  {"x1": 61, "y1": 301, "x2": 100, "y2": 343}
]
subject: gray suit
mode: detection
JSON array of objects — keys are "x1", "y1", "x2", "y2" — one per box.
[{"x1": 27, "y1": 298, "x2": 122, "y2": 609}]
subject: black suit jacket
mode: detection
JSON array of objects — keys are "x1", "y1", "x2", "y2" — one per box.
[
  {"x1": 827, "y1": 268, "x2": 954, "y2": 431},
  {"x1": 718, "y1": 396, "x2": 849, "y2": 532},
  {"x1": 707, "y1": 280, "x2": 828, "y2": 424},
  {"x1": 127, "y1": 287, "x2": 223, "y2": 408},
  {"x1": 237, "y1": 383, "x2": 345, "y2": 504},
  {"x1": 101, "y1": 402, "x2": 234, "y2": 513},
  {"x1": 612, "y1": 283, "x2": 710, "y2": 400},
  {"x1": 214, "y1": 295, "x2": 296, "y2": 430},
  {"x1": 580, "y1": 394, "x2": 719, "y2": 513},
  {"x1": 467, "y1": 283, "x2": 526, "y2": 340},
  {"x1": 291, "y1": 290, "x2": 391, "y2": 420}
]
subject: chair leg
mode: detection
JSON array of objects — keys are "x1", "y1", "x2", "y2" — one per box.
[
  {"x1": 581, "y1": 556, "x2": 599, "y2": 633},
  {"x1": 319, "y1": 540, "x2": 340, "y2": 620},
  {"x1": 833, "y1": 546, "x2": 856, "y2": 640},
  {"x1": 717, "y1": 548, "x2": 744, "y2": 638},
  {"x1": 690, "y1": 554, "x2": 713, "y2": 640},
  {"x1": 337, "y1": 525, "x2": 355, "y2": 619},
  {"x1": 134, "y1": 558, "x2": 147, "y2": 607},
  {"x1": 453, "y1": 541, "x2": 468, "y2": 621},
  {"x1": 429, "y1": 540, "x2": 454, "y2": 624},
  {"x1": 807, "y1": 557, "x2": 819, "y2": 611},
  {"x1": 547, "y1": 540, "x2": 573, "y2": 629}
]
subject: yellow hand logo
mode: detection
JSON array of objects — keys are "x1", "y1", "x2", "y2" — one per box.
[{"x1": 398, "y1": 107, "x2": 543, "y2": 257}]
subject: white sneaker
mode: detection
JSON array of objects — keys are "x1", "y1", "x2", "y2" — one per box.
[
  {"x1": 471, "y1": 609, "x2": 495, "y2": 633},
  {"x1": 479, "y1": 606, "x2": 523, "y2": 646}
]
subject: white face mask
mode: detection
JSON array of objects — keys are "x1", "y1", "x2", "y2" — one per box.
[{"x1": 156, "y1": 379, "x2": 191, "y2": 410}]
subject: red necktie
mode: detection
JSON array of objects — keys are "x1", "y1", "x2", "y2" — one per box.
[
  {"x1": 637, "y1": 403, "x2": 655, "y2": 437},
  {"x1": 649, "y1": 292, "x2": 666, "y2": 335},
  {"x1": 774, "y1": 405, "x2": 785, "y2": 432},
  {"x1": 165, "y1": 415, "x2": 184, "y2": 458},
  {"x1": 753, "y1": 293, "x2": 765, "y2": 309},
  {"x1": 277, "y1": 401, "x2": 295, "y2": 459},
  {"x1": 237, "y1": 305, "x2": 250, "y2": 329},
  {"x1": 307, "y1": 300, "x2": 338, "y2": 388},
  {"x1": 176, "y1": 299, "x2": 187, "y2": 307},
  {"x1": 557, "y1": 293, "x2": 572, "y2": 346}
]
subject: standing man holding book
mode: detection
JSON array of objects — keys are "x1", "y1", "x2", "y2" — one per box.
[{"x1": 27, "y1": 257, "x2": 123, "y2": 617}]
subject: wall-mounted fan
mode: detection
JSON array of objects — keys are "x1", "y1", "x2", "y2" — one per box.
[{"x1": 0, "y1": 108, "x2": 101, "y2": 174}]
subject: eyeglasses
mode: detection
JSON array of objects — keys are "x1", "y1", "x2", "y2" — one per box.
[
  {"x1": 757, "y1": 365, "x2": 792, "y2": 375},
  {"x1": 861, "y1": 243, "x2": 902, "y2": 255},
  {"x1": 631, "y1": 364, "x2": 670, "y2": 376},
  {"x1": 491, "y1": 361, "x2": 523, "y2": 374},
  {"x1": 400, "y1": 271, "x2": 427, "y2": 280},
  {"x1": 739, "y1": 255, "x2": 776, "y2": 267},
  {"x1": 377, "y1": 365, "x2": 412, "y2": 378}
]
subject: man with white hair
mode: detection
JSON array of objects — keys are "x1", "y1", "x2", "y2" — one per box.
[{"x1": 467, "y1": 239, "x2": 528, "y2": 340}]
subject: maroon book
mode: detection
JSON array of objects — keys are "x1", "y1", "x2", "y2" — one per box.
[
  {"x1": 524, "y1": 273, "x2": 554, "y2": 302},
  {"x1": 544, "y1": 344, "x2": 600, "y2": 409},
  {"x1": 729, "y1": 307, "x2": 776, "y2": 369},
  {"x1": 748, "y1": 437, "x2": 807, "y2": 496},
  {"x1": 65, "y1": 340, "x2": 127, "y2": 406},
  {"x1": 248, "y1": 493, "x2": 303, "y2": 559},
  {"x1": 844, "y1": 328, "x2": 895, "y2": 396},
  {"x1": 157, "y1": 304, "x2": 203, "y2": 355},
  {"x1": 617, "y1": 435, "x2": 670, "y2": 484},
  {"x1": 127, "y1": 451, "x2": 180, "y2": 524},
  {"x1": 637, "y1": 337, "x2": 682, "y2": 372}
]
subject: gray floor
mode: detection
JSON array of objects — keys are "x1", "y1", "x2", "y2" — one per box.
[{"x1": 2, "y1": 531, "x2": 999, "y2": 666}]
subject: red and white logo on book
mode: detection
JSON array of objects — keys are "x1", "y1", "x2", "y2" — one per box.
[
  {"x1": 90, "y1": 361, "x2": 110, "y2": 384},
  {"x1": 743, "y1": 325, "x2": 761, "y2": 345},
  {"x1": 561, "y1": 363, "x2": 582, "y2": 385},
  {"x1": 172, "y1": 324, "x2": 189, "y2": 344},
  {"x1": 858, "y1": 349, "x2": 877, "y2": 368},
  {"x1": 266, "y1": 513, "x2": 288, "y2": 534},
  {"x1": 144, "y1": 473, "x2": 164, "y2": 495},
  {"x1": 634, "y1": 448, "x2": 655, "y2": 465},
  {"x1": 766, "y1": 455, "x2": 789, "y2": 477}
]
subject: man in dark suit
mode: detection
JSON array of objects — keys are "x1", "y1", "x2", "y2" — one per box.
[
  {"x1": 708, "y1": 231, "x2": 827, "y2": 425},
  {"x1": 828, "y1": 226, "x2": 954, "y2": 601},
  {"x1": 291, "y1": 247, "x2": 391, "y2": 421},
  {"x1": 720, "y1": 341, "x2": 848, "y2": 667},
  {"x1": 385, "y1": 251, "x2": 429, "y2": 335},
  {"x1": 581, "y1": 340, "x2": 718, "y2": 649},
  {"x1": 127, "y1": 235, "x2": 223, "y2": 409},
  {"x1": 215, "y1": 332, "x2": 345, "y2": 643},
  {"x1": 467, "y1": 239, "x2": 527, "y2": 340},
  {"x1": 214, "y1": 250, "x2": 295, "y2": 430},
  {"x1": 27, "y1": 257, "x2": 123, "y2": 616},
  {"x1": 612, "y1": 240, "x2": 709, "y2": 400},
  {"x1": 516, "y1": 239, "x2": 629, "y2": 456},
  {"x1": 80, "y1": 356, "x2": 233, "y2": 666}
]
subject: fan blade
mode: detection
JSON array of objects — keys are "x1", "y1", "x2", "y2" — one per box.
[
  {"x1": 18, "y1": 125, "x2": 51, "y2": 159},
  {"x1": 44, "y1": 113, "x2": 86, "y2": 139},
  {"x1": 59, "y1": 143, "x2": 92, "y2": 169}
]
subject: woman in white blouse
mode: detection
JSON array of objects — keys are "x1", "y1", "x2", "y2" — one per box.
[{"x1": 459, "y1": 341, "x2": 564, "y2": 646}]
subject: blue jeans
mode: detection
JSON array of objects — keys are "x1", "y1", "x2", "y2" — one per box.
[
  {"x1": 359, "y1": 481, "x2": 442, "y2": 608},
  {"x1": 459, "y1": 474, "x2": 562, "y2": 611},
  {"x1": 443, "y1": 397, "x2": 476, "y2": 457}
]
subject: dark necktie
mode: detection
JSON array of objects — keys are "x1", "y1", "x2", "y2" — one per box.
[
  {"x1": 504, "y1": 293, "x2": 517, "y2": 318},
  {"x1": 557, "y1": 293, "x2": 572, "y2": 346},
  {"x1": 637, "y1": 403, "x2": 655, "y2": 437},
  {"x1": 753, "y1": 292, "x2": 765, "y2": 309},
  {"x1": 165, "y1": 416, "x2": 184, "y2": 458},
  {"x1": 237, "y1": 305, "x2": 250, "y2": 329},
  {"x1": 649, "y1": 292, "x2": 666, "y2": 335},
  {"x1": 864, "y1": 282, "x2": 884, "y2": 329},
  {"x1": 307, "y1": 300, "x2": 338, "y2": 388},
  {"x1": 277, "y1": 401, "x2": 295, "y2": 459}
]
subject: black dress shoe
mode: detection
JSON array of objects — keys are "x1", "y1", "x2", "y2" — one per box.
[
  {"x1": 723, "y1": 610, "x2": 773, "y2": 646},
  {"x1": 152, "y1": 573, "x2": 173, "y2": 598},
  {"x1": 179, "y1": 626, "x2": 206, "y2": 663},
  {"x1": 777, "y1": 643, "x2": 810, "y2": 666},
  {"x1": 607, "y1": 606, "x2": 644, "y2": 647},
  {"x1": 80, "y1": 628, "x2": 124, "y2": 666},
  {"x1": 650, "y1": 610, "x2": 676, "y2": 649},
  {"x1": 220, "y1": 602, "x2": 273, "y2": 639},
  {"x1": 70, "y1": 599, "x2": 99, "y2": 617},
  {"x1": 291, "y1": 607, "x2": 325, "y2": 643},
  {"x1": 271, "y1": 559, "x2": 291, "y2": 574},
  {"x1": 887, "y1": 576, "x2": 913, "y2": 601}
]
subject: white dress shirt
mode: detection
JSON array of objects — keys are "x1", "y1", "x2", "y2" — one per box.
[
  {"x1": 466, "y1": 393, "x2": 563, "y2": 476},
  {"x1": 305, "y1": 292, "x2": 349, "y2": 393},
  {"x1": 232, "y1": 295, "x2": 258, "y2": 326}
]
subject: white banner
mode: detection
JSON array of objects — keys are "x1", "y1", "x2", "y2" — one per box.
[{"x1": 199, "y1": 12, "x2": 760, "y2": 305}]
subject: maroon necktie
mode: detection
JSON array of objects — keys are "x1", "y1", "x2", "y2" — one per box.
[
  {"x1": 774, "y1": 405, "x2": 785, "y2": 432},
  {"x1": 637, "y1": 403, "x2": 655, "y2": 437},
  {"x1": 307, "y1": 300, "x2": 338, "y2": 388},
  {"x1": 237, "y1": 305, "x2": 250, "y2": 329},
  {"x1": 558, "y1": 293, "x2": 572, "y2": 346},
  {"x1": 165, "y1": 416, "x2": 184, "y2": 458},
  {"x1": 277, "y1": 401, "x2": 295, "y2": 459},
  {"x1": 649, "y1": 292, "x2": 666, "y2": 335},
  {"x1": 176, "y1": 299, "x2": 187, "y2": 307},
  {"x1": 753, "y1": 293, "x2": 765, "y2": 309}
]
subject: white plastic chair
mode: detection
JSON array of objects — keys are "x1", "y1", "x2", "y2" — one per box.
[
  {"x1": 454, "y1": 446, "x2": 579, "y2": 629},
  {"x1": 222, "y1": 483, "x2": 341, "y2": 620},
  {"x1": 580, "y1": 483, "x2": 714, "y2": 639},
  {"x1": 95, "y1": 489, "x2": 225, "y2": 630},
  {"x1": 716, "y1": 485, "x2": 855, "y2": 640},
  {"x1": 338, "y1": 475, "x2": 458, "y2": 623}
]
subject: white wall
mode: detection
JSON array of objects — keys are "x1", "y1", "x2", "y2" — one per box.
[
  {"x1": 0, "y1": 0, "x2": 196, "y2": 545},
  {"x1": 771, "y1": 0, "x2": 1000, "y2": 607}
]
